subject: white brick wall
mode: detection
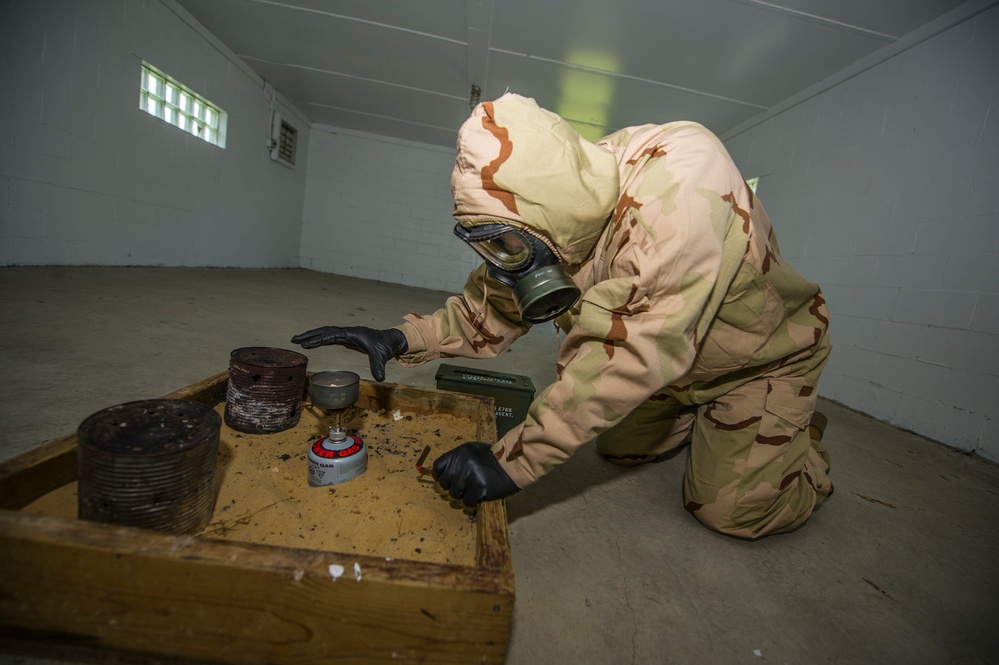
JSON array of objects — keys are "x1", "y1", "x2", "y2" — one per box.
[
  {"x1": 723, "y1": 5, "x2": 999, "y2": 460},
  {"x1": 0, "y1": 0, "x2": 310, "y2": 267},
  {"x1": 299, "y1": 127, "x2": 480, "y2": 294}
]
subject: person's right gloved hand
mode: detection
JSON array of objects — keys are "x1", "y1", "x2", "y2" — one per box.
[
  {"x1": 291, "y1": 326, "x2": 408, "y2": 382},
  {"x1": 433, "y1": 441, "x2": 520, "y2": 507}
]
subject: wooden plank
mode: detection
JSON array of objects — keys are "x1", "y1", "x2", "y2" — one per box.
[
  {"x1": 463, "y1": 387, "x2": 511, "y2": 572},
  {"x1": 162, "y1": 370, "x2": 230, "y2": 405},
  {"x1": 477, "y1": 501, "x2": 512, "y2": 571},
  {"x1": 0, "y1": 511, "x2": 513, "y2": 664},
  {"x1": 0, "y1": 434, "x2": 77, "y2": 510}
]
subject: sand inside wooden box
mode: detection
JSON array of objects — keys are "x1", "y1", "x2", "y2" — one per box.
[{"x1": 22, "y1": 404, "x2": 479, "y2": 566}]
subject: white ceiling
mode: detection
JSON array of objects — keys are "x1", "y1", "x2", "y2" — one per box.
[{"x1": 176, "y1": 0, "x2": 970, "y2": 146}]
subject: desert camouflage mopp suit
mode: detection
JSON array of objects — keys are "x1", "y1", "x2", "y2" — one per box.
[{"x1": 397, "y1": 93, "x2": 833, "y2": 539}]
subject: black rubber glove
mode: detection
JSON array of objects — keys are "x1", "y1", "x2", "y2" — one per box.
[
  {"x1": 433, "y1": 441, "x2": 520, "y2": 507},
  {"x1": 291, "y1": 326, "x2": 408, "y2": 382}
]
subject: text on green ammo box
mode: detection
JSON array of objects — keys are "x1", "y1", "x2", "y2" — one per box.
[{"x1": 434, "y1": 364, "x2": 536, "y2": 439}]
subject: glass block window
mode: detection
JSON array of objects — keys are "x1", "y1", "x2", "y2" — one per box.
[{"x1": 139, "y1": 62, "x2": 227, "y2": 148}]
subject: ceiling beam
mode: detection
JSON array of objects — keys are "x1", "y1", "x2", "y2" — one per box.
[
  {"x1": 244, "y1": 0, "x2": 465, "y2": 44},
  {"x1": 239, "y1": 56, "x2": 465, "y2": 102},
  {"x1": 724, "y1": 0, "x2": 898, "y2": 40},
  {"x1": 466, "y1": 0, "x2": 493, "y2": 106}
]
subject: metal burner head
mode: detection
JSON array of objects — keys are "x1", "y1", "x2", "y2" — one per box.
[{"x1": 308, "y1": 370, "x2": 360, "y2": 410}]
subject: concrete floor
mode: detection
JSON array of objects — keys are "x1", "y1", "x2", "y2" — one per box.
[{"x1": 1, "y1": 266, "x2": 997, "y2": 665}]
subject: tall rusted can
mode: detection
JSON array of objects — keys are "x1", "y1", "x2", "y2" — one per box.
[
  {"x1": 77, "y1": 399, "x2": 221, "y2": 534},
  {"x1": 224, "y1": 346, "x2": 309, "y2": 434}
]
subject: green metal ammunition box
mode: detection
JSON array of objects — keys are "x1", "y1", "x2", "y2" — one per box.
[{"x1": 434, "y1": 364, "x2": 536, "y2": 438}]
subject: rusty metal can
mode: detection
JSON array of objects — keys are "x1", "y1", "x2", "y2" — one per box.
[
  {"x1": 224, "y1": 347, "x2": 308, "y2": 434},
  {"x1": 77, "y1": 399, "x2": 221, "y2": 534}
]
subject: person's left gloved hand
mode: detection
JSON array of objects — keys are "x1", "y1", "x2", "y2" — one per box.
[
  {"x1": 433, "y1": 441, "x2": 519, "y2": 507},
  {"x1": 290, "y1": 326, "x2": 407, "y2": 381}
]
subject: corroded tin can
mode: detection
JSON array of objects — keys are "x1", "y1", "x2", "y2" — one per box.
[
  {"x1": 77, "y1": 399, "x2": 221, "y2": 534},
  {"x1": 224, "y1": 347, "x2": 308, "y2": 434}
]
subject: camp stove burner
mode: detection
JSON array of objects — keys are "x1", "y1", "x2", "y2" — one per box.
[{"x1": 306, "y1": 370, "x2": 367, "y2": 486}]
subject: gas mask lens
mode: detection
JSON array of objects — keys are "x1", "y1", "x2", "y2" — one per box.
[
  {"x1": 453, "y1": 223, "x2": 533, "y2": 270},
  {"x1": 475, "y1": 232, "x2": 533, "y2": 270}
]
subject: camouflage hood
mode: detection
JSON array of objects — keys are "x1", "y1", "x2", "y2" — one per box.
[{"x1": 451, "y1": 93, "x2": 620, "y2": 266}]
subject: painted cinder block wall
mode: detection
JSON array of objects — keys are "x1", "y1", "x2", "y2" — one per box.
[
  {"x1": 300, "y1": 127, "x2": 480, "y2": 295},
  {"x1": 722, "y1": 4, "x2": 999, "y2": 461},
  {"x1": 0, "y1": 0, "x2": 310, "y2": 267}
]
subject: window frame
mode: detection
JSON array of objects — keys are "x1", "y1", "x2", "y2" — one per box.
[{"x1": 139, "y1": 62, "x2": 227, "y2": 148}]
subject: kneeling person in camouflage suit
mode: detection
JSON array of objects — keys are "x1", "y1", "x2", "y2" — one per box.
[{"x1": 293, "y1": 93, "x2": 833, "y2": 539}]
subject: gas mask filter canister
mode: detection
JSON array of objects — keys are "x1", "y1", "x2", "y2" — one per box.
[{"x1": 454, "y1": 223, "x2": 580, "y2": 324}]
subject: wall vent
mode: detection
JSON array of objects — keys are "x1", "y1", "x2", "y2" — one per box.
[{"x1": 270, "y1": 112, "x2": 298, "y2": 168}]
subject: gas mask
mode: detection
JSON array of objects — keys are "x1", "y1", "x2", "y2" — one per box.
[{"x1": 454, "y1": 222, "x2": 580, "y2": 324}]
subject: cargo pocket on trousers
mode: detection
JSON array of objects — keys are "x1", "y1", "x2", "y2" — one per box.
[
  {"x1": 735, "y1": 378, "x2": 818, "y2": 508},
  {"x1": 763, "y1": 378, "x2": 817, "y2": 431}
]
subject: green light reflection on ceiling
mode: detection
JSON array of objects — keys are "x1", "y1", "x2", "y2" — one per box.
[{"x1": 555, "y1": 48, "x2": 618, "y2": 143}]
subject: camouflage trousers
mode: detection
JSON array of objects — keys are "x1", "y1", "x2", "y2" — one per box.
[{"x1": 597, "y1": 337, "x2": 833, "y2": 540}]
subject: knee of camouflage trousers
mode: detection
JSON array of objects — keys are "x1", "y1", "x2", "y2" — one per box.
[{"x1": 682, "y1": 377, "x2": 833, "y2": 540}]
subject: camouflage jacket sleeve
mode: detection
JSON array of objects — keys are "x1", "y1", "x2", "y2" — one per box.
[
  {"x1": 394, "y1": 263, "x2": 531, "y2": 364},
  {"x1": 493, "y1": 123, "x2": 752, "y2": 487}
]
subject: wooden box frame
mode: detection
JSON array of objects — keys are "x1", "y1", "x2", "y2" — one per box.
[{"x1": 0, "y1": 372, "x2": 514, "y2": 664}]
